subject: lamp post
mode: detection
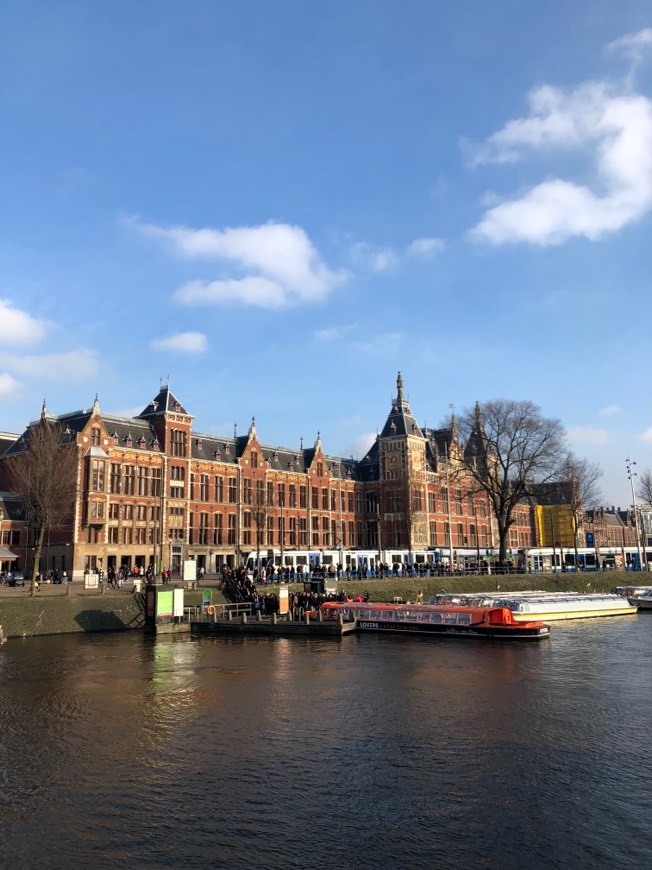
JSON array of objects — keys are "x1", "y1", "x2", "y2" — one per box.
[
  {"x1": 444, "y1": 440, "x2": 453, "y2": 568},
  {"x1": 626, "y1": 454, "x2": 644, "y2": 571}
]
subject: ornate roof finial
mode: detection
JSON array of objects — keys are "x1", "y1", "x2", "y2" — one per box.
[
  {"x1": 315, "y1": 430, "x2": 322, "y2": 449},
  {"x1": 300, "y1": 436, "x2": 304, "y2": 450},
  {"x1": 249, "y1": 416, "x2": 256, "y2": 437},
  {"x1": 92, "y1": 393, "x2": 100, "y2": 415},
  {"x1": 41, "y1": 398, "x2": 47, "y2": 421},
  {"x1": 474, "y1": 400, "x2": 482, "y2": 429},
  {"x1": 449, "y1": 403, "x2": 458, "y2": 444},
  {"x1": 396, "y1": 371, "x2": 404, "y2": 403},
  {"x1": 234, "y1": 422, "x2": 237, "y2": 439}
]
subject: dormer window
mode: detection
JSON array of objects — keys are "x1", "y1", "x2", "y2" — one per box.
[
  {"x1": 196, "y1": 438, "x2": 203, "y2": 450},
  {"x1": 138, "y1": 436, "x2": 146, "y2": 448},
  {"x1": 173, "y1": 402, "x2": 181, "y2": 412},
  {"x1": 224, "y1": 444, "x2": 230, "y2": 454},
  {"x1": 124, "y1": 433, "x2": 133, "y2": 447},
  {"x1": 151, "y1": 439, "x2": 160, "y2": 451}
]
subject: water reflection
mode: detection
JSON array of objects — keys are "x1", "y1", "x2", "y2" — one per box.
[{"x1": 1, "y1": 620, "x2": 651, "y2": 868}]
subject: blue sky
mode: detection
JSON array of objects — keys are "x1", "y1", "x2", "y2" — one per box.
[{"x1": 1, "y1": 1, "x2": 651, "y2": 509}]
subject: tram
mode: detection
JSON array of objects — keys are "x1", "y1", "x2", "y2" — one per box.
[
  {"x1": 244, "y1": 548, "x2": 441, "y2": 579},
  {"x1": 522, "y1": 546, "x2": 652, "y2": 573}
]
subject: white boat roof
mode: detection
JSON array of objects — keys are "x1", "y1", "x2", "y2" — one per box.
[{"x1": 429, "y1": 592, "x2": 636, "y2": 613}]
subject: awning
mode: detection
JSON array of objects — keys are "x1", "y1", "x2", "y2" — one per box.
[{"x1": 0, "y1": 545, "x2": 18, "y2": 560}]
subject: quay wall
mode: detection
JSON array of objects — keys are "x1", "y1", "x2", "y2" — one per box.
[
  {"x1": 0, "y1": 573, "x2": 633, "y2": 641},
  {"x1": 0, "y1": 593, "x2": 147, "y2": 639}
]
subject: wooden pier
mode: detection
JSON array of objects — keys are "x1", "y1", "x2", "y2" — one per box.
[{"x1": 191, "y1": 611, "x2": 356, "y2": 638}]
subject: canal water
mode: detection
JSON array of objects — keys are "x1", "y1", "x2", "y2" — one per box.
[{"x1": 1, "y1": 618, "x2": 651, "y2": 869}]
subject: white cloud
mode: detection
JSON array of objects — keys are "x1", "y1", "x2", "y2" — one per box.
[
  {"x1": 176, "y1": 277, "x2": 288, "y2": 309},
  {"x1": 0, "y1": 299, "x2": 48, "y2": 345},
  {"x1": 600, "y1": 404, "x2": 622, "y2": 417},
  {"x1": 313, "y1": 324, "x2": 355, "y2": 342},
  {"x1": 406, "y1": 237, "x2": 445, "y2": 256},
  {"x1": 345, "y1": 432, "x2": 377, "y2": 460},
  {"x1": 5, "y1": 349, "x2": 100, "y2": 380},
  {"x1": 150, "y1": 331, "x2": 207, "y2": 353},
  {"x1": 640, "y1": 427, "x2": 652, "y2": 443},
  {"x1": 350, "y1": 241, "x2": 399, "y2": 272},
  {"x1": 353, "y1": 331, "x2": 403, "y2": 354},
  {"x1": 606, "y1": 28, "x2": 652, "y2": 67},
  {"x1": 337, "y1": 415, "x2": 364, "y2": 427},
  {"x1": 0, "y1": 373, "x2": 20, "y2": 397},
  {"x1": 470, "y1": 74, "x2": 652, "y2": 245},
  {"x1": 567, "y1": 425, "x2": 610, "y2": 445},
  {"x1": 128, "y1": 217, "x2": 347, "y2": 307}
]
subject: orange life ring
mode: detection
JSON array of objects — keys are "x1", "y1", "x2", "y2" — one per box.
[{"x1": 206, "y1": 604, "x2": 217, "y2": 616}]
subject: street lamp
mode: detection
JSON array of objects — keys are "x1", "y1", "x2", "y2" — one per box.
[{"x1": 626, "y1": 454, "x2": 645, "y2": 571}]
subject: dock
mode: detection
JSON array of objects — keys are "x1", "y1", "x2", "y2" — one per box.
[{"x1": 191, "y1": 611, "x2": 356, "y2": 638}]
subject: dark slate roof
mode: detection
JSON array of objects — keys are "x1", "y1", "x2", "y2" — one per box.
[
  {"x1": 50, "y1": 407, "x2": 162, "y2": 454},
  {"x1": 537, "y1": 482, "x2": 576, "y2": 506},
  {"x1": 423, "y1": 427, "x2": 455, "y2": 472},
  {"x1": 100, "y1": 415, "x2": 161, "y2": 452},
  {"x1": 379, "y1": 373, "x2": 423, "y2": 440},
  {"x1": 585, "y1": 508, "x2": 626, "y2": 527},
  {"x1": 0, "y1": 492, "x2": 26, "y2": 521},
  {"x1": 190, "y1": 432, "x2": 239, "y2": 464},
  {"x1": 137, "y1": 386, "x2": 191, "y2": 418},
  {"x1": 0, "y1": 432, "x2": 19, "y2": 457}
]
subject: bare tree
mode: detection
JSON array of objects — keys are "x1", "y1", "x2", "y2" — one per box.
[
  {"x1": 250, "y1": 479, "x2": 271, "y2": 578},
  {"x1": 559, "y1": 454, "x2": 603, "y2": 566},
  {"x1": 8, "y1": 420, "x2": 78, "y2": 595},
  {"x1": 638, "y1": 469, "x2": 652, "y2": 506},
  {"x1": 456, "y1": 399, "x2": 567, "y2": 564}
]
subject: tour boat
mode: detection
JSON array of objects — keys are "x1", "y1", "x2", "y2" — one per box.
[
  {"x1": 429, "y1": 592, "x2": 638, "y2": 621},
  {"x1": 318, "y1": 601, "x2": 550, "y2": 641},
  {"x1": 627, "y1": 589, "x2": 652, "y2": 610}
]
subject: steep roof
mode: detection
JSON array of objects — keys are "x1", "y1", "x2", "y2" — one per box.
[
  {"x1": 0, "y1": 432, "x2": 19, "y2": 457},
  {"x1": 0, "y1": 492, "x2": 26, "y2": 521},
  {"x1": 379, "y1": 372, "x2": 424, "y2": 439},
  {"x1": 137, "y1": 385, "x2": 191, "y2": 418}
]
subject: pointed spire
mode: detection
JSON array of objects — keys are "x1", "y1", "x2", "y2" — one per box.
[
  {"x1": 315, "y1": 431, "x2": 322, "y2": 450},
  {"x1": 234, "y1": 422, "x2": 237, "y2": 439},
  {"x1": 474, "y1": 401, "x2": 481, "y2": 430},
  {"x1": 449, "y1": 403, "x2": 458, "y2": 445},
  {"x1": 249, "y1": 416, "x2": 256, "y2": 438},
  {"x1": 41, "y1": 398, "x2": 47, "y2": 421},
  {"x1": 92, "y1": 393, "x2": 100, "y2": 415},
  {"x1": 396, "y1": 371, "x2": 404, "y2": 403}
]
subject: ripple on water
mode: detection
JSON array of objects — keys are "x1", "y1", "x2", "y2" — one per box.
[{"x1": 0, "y1": 624, "x2": 651, "y2": 868}]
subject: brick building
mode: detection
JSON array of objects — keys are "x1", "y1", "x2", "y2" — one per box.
[{"x1": 0, "y1": 374, "x2": 541, "y2": 579}]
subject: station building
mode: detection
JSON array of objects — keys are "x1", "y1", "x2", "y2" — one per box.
[{"x1": 1, "y1": 374, "x2": 542, "y2": 579}]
